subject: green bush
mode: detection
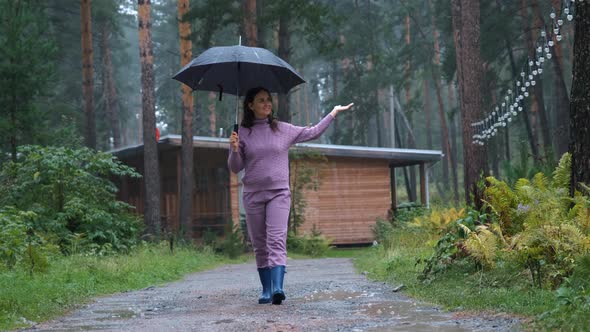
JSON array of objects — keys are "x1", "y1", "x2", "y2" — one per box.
[
  {"x1": 0, "y1": 146, "x2": 142, "y2": 255},
  {"x1": 218, "y1": 224, "x2": 244, "y2": 259},
  {"x1": 537, "y1": 255, "x2": 590, "y2": 331},
  {"x1": 0, "y1": 207, "x2": 58, "y2": 274},
  {"x1": 372, "y1": 217, "x2": 395, "y2": 250},
  {"x1": 287, "y1": 225, "x2": 331, "y2": 257}
]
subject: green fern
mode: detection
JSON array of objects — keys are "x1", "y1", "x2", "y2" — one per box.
[
  {"x1": 552, "y1": 152, "x2": 571, "y2": 191},
  {"x1": 464, "y1": 225, "x2": 498, "y2": 269}
]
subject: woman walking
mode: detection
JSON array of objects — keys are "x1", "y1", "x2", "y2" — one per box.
[{"x1": 228, "y1": 86, "x2": 353, "y2": 305}]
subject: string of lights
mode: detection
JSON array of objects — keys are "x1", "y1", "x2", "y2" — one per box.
[{"x1": 471, "y1": 0, "x2": 580, "y2": 146}]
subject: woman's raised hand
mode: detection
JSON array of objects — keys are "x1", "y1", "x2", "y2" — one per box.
[
  {"x1": 330, "y1": 103, "x2": 354, "y2": 118},
  {"x1": 229, "y1": 131, "x2": 239, "y2": 152}
]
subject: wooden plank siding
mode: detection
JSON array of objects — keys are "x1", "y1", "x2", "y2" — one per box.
[
  {"x1": 117, "y1": 147, "x2": 232, "y2": 239},
  {"x1": 296, "y1": 157, "x2": 390, "y2": 245}
]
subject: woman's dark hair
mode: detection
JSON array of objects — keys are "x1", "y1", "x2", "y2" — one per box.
[{"x1": 241, "y1": 87, "x2": 279, "y2": 132}]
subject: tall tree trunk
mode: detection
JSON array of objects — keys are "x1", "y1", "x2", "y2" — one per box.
[
  {"x1": 403, "y1": 14, "x2": 416, "y2": 201},
  {"x1": 570, "y1": 2, "x2": 590, "y2": 195},
  {"x1": 503, "y1": 38, "x2": 539, "y2": 161},
  {"x1": 80, "y1": 0, "x2": 95, "y2": 149},
  {"x1": 519, "y1": 0, "x2": 540, "y2": 160},
  {"x1": 178, "y1": 0, "x2": 194, "y2": 241},
  {"x1": 100, "y1": 22, "x2": 121, "y2": 149},
  {"x1": 548, "y1": 0, "x2": 571, "y2": 156},
  {"x1": 451, "y1": 0, "x2": 487, "y2": 208},
  {"x1": 423, "y1": 79, "x2": 433, "y2": 149},
  {"x1": 256, "y1": 0, "x2": 265, "y2": 48},
  {"x1": 527, "y1": 0, "x2": 552, "y2": 158},
  {"x1": 138, "y1": 0, "x2": 161, "y2": 239},
  {"x1": 393, "y1": 93, "x2": 418, "y2": 202},
  {"x1": 448, "y1": 83, "x2": 460, "y2": 203},
  {"x1": 277, "y1": 12, "x2": 291, "y2": 122},
  {"x1": 243, "y1": 0, "x2": 257, "y2": 46}
]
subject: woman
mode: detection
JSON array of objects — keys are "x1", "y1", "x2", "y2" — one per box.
[{"x1": 228, "y1": 86, "x2": 353, "y2": 305}]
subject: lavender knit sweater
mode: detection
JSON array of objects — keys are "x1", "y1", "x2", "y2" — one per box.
[{"x1": 228, "y1": 114, "x2": 334, "y2": 193}]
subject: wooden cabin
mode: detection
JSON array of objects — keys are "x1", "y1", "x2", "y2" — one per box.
[{"x1": 111, "y1": 135, "x2": 442, "y2": 245}]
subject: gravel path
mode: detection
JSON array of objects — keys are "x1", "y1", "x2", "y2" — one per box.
[{"x1": 26, "y1": 258, "x2": 522, "y2": 331}]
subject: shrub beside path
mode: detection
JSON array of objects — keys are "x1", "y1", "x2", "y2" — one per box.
[{"x1": 26, "y1": 258, "x2": 521, "y2": 331}]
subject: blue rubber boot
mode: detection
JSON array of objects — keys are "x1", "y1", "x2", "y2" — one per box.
[
  {"x1": 257, "y1": 268, "x2": 272, "y2": 304},
  {"x1": 270, "y1": 265, "x2": 286, "y2": 305}
]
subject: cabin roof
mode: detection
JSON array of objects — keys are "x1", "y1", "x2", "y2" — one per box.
[{"x1": 111, "y1": 135, "x2": 443, "y2": 166}]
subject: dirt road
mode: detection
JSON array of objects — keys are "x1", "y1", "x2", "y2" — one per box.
[{"x1": 26, "y1": 258, "x2": 521, "y2": 331}]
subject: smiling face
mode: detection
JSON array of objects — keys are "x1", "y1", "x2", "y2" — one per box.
[{"x1": 249, "y1": 90, "x2": 273, "y2": 119}]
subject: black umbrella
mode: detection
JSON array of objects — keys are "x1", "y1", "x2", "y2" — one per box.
[{"x1": 172, "y1": 43, "x2": 305, "y2": 132}]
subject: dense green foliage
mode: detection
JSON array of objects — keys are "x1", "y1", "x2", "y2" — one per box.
[
  {"x1": 0, "y1": 146, "x2": 142, "y2": 261},
  {"x1": 367, "y1": 153, "x2": 590, "y2": 330}
]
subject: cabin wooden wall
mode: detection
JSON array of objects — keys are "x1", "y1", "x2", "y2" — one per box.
[
  {"x1": 230, "y1": 156, "x2": 391, "y2": 245},
  {"x1": 117, "y1": 147, "x2": 232, "y2": 238},
  {"x1": 297, "y1": 156, "x2": 390, "y2": 244}
]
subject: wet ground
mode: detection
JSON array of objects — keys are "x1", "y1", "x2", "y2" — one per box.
[{"x1": 25, "y1": 258, "x2": 522, "y2": 331}]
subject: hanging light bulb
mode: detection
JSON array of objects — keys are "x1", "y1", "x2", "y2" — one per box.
[
  {"x1": 518, "y1": 106, "x2": 523, "y2": 111},
  {"x1": 529, "y1": 60, "x2": 534, "y2": 66},
  {"x1": 536, "y1": 60, "x2": 541, "y2": 66},
  {"x1": 547, "y1": 52, "x2": 553, "y2": 59},
  {"x1": 567, "y1": 14, "x2": 573, "y2": 21},
  {"x1": 557, "y1": 34, "x2": 563, "y2": 42},
  {"x1": 533, "y1": 69, "x2": 538, "y2": 75},
  {"x1": 520, "y1": 71, "x2": 525, "y2": 77},
  {"x1": 525, "y1": 81, "x2": 530, "y2": 87},
  {"x1": 554, "y1": 27, "x2": 559, "y2": 35},
  {"x1": 524, "y1": 91, "x2": 529, "y2": 97},
  {"x1": 531, "y1": 80, "x2": 536, "y2": 86},
  {"x1": 512, "y1": 110, "x2": 517, "y2": 116},
  {"x1": 508, "y1": 117, "x2": 512, "y2": 123},
  {"x1": 508, "y1": 89, "x2": 512, "y2": 95},
  {"x1": 550, "y1": 9, "x2": 556, "y2": 19},
  {"x1": 529, "y1": 74, "x2": 533, "y2": 80},
  {"x1": 521, "y1": 86, "x2": 526, "y2": 92},
  {"x1": 517, "y1": 81, "x2": 521, "y2": 87},
  {"x1": 558, "y1": 19, "x2": 564, "y2": 26},
  {"x1": 541, "y1": 30, "x2": 547, "y2": 37},
  {"x1": 537, "y1": 46, "x2": 543, "y2": 53},
  {"x1": 549, "y1": 40, "x2": 555, "y2": 47},
  {"x1": 540, "y1": 56, "x2": 545, "y2": 62},
  {"x1": 502, "y1": 102, "x2": 506, "y2": 107},
  {"x1": 538, "y1": 68, "x2": 543, "y2": 74},
  {"x1": 564, "y1": 7, "x2": 570, "y2": 15},
  {"x1": 545, "y1": 46, "x2": 550, "y2": 54}
]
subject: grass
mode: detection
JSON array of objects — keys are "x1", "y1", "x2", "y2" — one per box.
[
  {"x1": 0, "y1": 243, "x2": 248, "y2": 331},
  {"x1": 353, "y1": 228, "x2": 555, "y2": 318}
]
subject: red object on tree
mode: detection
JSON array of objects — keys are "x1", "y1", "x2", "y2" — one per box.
[{"x1": 155, "y1": 127, "x2": 160, "y2": 141}]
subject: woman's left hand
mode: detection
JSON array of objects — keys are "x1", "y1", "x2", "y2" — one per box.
[{"x1": 330, "y1": 103, "x2": 354, "y2": 117}]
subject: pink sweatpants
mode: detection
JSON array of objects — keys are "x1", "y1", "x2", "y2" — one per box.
[{"x1": 243, "y1": 188, "x2": 291, "y2": 269}]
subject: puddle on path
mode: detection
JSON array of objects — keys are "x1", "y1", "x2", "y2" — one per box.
[
  {"x1": 300, "y1": 290, "x2": 370, "y2": 302},
  {"x1": 297, "y1": 290, "x2": 475, "y2": 332}
]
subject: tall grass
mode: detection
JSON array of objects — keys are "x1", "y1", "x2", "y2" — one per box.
[
  {"x1": 354, "y1": 228, "x2": 555, "y2": 317},
  {"x1": 0, "y1": 243, "x2": 245, "y2": 330}
]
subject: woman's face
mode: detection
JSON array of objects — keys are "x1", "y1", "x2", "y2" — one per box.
[{"x1": 249, "y1": 90, "x2": 272, "y2": 119}]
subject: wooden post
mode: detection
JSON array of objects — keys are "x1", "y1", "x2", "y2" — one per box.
[
  {"x1": 389, "y1": 164, "x2": 397, "y2": 214},
  {"x1": 419, "y1": 163, "x2": 427, "y2": 206}
]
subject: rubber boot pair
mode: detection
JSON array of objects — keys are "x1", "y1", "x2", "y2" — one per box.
[{"x1": 257, "y1": 265, "x2": 286, "y2": 305}]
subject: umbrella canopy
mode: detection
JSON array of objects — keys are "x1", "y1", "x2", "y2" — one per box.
[{"x1": 172, "y1": 45, "x2": 305, "y2": 96}]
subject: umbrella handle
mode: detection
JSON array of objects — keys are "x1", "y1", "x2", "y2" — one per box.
[{"x1": 233, "y1": 124, "x2": 239, "y2": 133}]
